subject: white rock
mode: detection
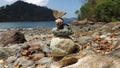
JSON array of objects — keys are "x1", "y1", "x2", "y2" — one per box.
[
  {"x1": 50, "y1": 37, "x2": 75, "y2": 56},
  {"x1": 100, "y1": 35, "x2": 107, "y2": 39},
  {"x1": 112, "y1": 38, "x2": 118, "y2": 46}
]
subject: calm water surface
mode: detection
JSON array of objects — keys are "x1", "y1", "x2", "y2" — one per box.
[{"x1": 0, "y1": 21, "x2": 56, "y2": 29}]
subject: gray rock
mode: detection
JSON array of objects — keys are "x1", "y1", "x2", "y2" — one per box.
[
  {"x1": 78, "y1": 36, "x2": 92, "y2": 45},
  {"x1": 14, "y1": 57, "x2": 35, "y2": 68},
  {"x1": 5, "y1": 57, "x2": 17, "y2": 68},
  {"x1": 42, "y1": 44, "x2": 51, "y2": 53},
  {"x1": 92, "y1": 42, "x2": 100, "y2": 47},
  {"x1": 36, "y1": 57, "x2": 52, "y2": 65},
  {"x1": 22, "y1": 43, "x2": 30, "y2": 49},
  {"x1": 19, "y1": 58, "x2": 35, "y2": 67},
  {"x1": 5, "y1": 56, "x2": 17, "y2": 64},
  {"x1": 6, "y1": 63, "x2": 13, "y2": 68},
  {"x1": 6, "y1": 46, "x2": 21, "y2": 57},
  {"x1": 0, "y1": 48, "x2": 10, "y2": 60}
]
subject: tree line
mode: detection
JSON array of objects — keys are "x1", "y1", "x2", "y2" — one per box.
[
  {"x1": 0, "y1": 1, "x2": 55, "y2": 22},
  {"x1": 75, "y1": 0, "x2": 120, "y2": 22}
]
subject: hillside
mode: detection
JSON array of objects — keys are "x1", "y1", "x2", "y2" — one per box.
[
  {"x1": 0, "y1": 1, "x2": 55, "y2": 22},
  {"x1": 76, "y1": 0, "x2": 120, "y2": 22}
]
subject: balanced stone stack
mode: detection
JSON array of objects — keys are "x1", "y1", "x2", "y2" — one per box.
[{"x1": 50, "y1": 19, "x2": 75, "y2": 57}]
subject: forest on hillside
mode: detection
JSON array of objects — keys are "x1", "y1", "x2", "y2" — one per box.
[
  {"x1": 75, "y1": 0, "x2": 120, "y2": 22},
  {"x1": 0, "y1": 1, "x2": 55, "y2": 22}
]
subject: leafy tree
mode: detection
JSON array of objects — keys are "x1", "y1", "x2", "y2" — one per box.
[
  {"x1": 95, "y1": 0, "x2": 120, "y2": 22},
  {"x1": 77, "y1": 0, "x2": 120, "y2": 22}
]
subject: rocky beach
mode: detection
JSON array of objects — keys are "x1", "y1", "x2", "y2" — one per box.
[{"x1": 0, "y1": 22, "x2": 120, "y2": 68}]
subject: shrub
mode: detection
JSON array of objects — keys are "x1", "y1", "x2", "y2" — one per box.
[{"x1": 79, "y1": 0, "x2": 120, "y2": 22}]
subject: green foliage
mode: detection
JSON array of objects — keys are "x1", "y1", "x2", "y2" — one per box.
[
  {"x1": 75, "y1": 10, "x2": 80, "y2": 20},
  {"x1": 80, "y1": 2, "x2": 95, "y2": 20},
  {"x1": 78, "y1": 0, "x2": 120, "y2": 22},
  {"x1": 0, "y1": 1, "x2": 55, "y2": 22}
]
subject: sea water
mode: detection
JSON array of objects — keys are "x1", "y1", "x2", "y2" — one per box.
[
  {"x1": 0, "y1": 21, "x2": 70, "y2": 29},
  {"x1": 0, "y1": 21, "x2": 56, "y2": 29}
]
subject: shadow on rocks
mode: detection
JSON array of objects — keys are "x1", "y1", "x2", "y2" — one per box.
[{"x1": 0, "y1": 31, "x2": 26, "y2": 46}]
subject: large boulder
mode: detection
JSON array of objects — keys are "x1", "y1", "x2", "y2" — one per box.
[
  {"x1": 0, "y1": 31, "x2": 26, "y2": 46},
  {"x1": 63, "y1": 54, "x2": 120, "y2": 68},
  {"x1": 50, "y1": 37, "x2": 75, "y2": 56}
]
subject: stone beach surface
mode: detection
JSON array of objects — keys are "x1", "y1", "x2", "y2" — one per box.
[{"x1": 0, "y1": 22, "x2": 120, "y2": 68}]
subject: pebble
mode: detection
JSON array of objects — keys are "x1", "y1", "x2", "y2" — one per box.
[
  {"x1": 31, "y1": 53, "x2": 45, "y2": 61},
  {"x1": 22, "y1": 43, "x2": 30, "y2": 49},
  {"x1": 14, "y1": 57, "x2": 35, "y2": 68},
  {"x1": 5, "y1": 56, "x2": 17, "y2": 64},
  {"x1": 85, "y1": 46, "x2": 92, "y2": 50},
  {"x1": 36, "y1": 57, "x2": 52, "y2": 65}
]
